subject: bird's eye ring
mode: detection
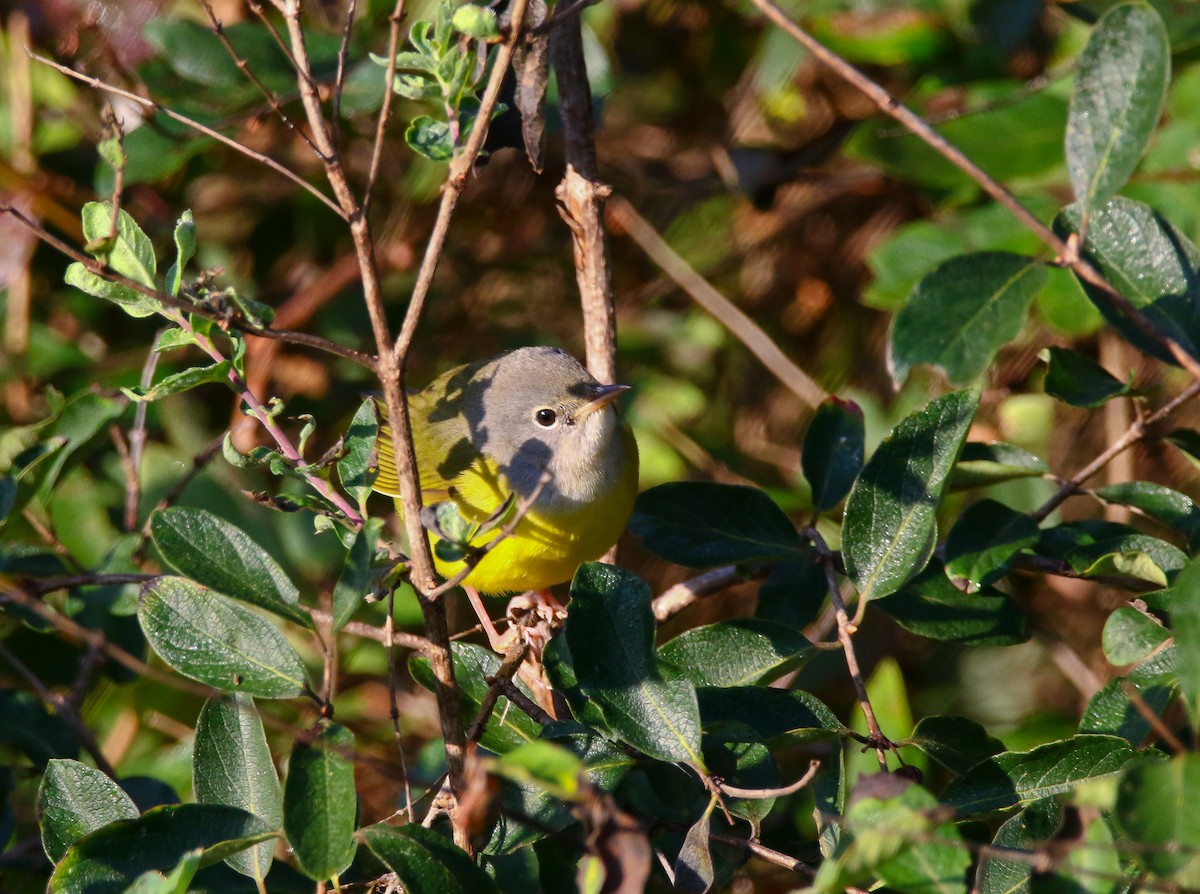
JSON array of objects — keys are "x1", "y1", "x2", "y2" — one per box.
[{"x1": 534, "y1": 407, "x2": 558, "y2": 427}]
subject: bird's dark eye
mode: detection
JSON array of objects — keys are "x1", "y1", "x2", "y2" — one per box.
[{"x1": 534, "y1": 407, "x2": 557, "y2": 427}]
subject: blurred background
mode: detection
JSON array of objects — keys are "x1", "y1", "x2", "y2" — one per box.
[{"x1": 3, "y1": 0, "x2": 1200, "y2": 885}]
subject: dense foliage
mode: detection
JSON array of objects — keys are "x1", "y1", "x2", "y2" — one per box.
[{"x1": 4, "y1": 0, "x2": 1200, "y2": 892}]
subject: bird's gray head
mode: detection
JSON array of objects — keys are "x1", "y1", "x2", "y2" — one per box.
[{"x1": 479, "y1": 346, "x2": 630, "y2": 506}]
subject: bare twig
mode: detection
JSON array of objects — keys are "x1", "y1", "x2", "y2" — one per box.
[
  {"x1": 466, "y1": 640, "x2": 531, "y2": 741},
  {"x1": 303, "y1": 605, "x2": 430, "y2": 652},
  {"x1": 27, "y1": 50, "x2": 344, "y2": 218},
  {"x1": 331, "y1": 0, "x2": 357, "y2": 144},
  {"x1": 744, "y1": 0, "x2": 1200, "y2": 383},
  {"x1": 806, "y1": 527, "x2": 891, "y2": 770},
  {"x1": 384, "y1": 589, "x2": 416, "y2": 824},
  {"x1": 609, "y1": 197, "x2": 827, "y2": 409},
  {"x1": 652, "y1": 565, "x2": 763, "y2": 622},
  {"x1": 716, "y1": 759, "x2": 820, "y2": 800}
]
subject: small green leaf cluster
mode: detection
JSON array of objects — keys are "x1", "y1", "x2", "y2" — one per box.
[{"x1": 372, "y1": 0, "x2": 504, "y2": 160}]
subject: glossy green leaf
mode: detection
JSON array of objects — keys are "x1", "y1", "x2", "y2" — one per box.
[
  {"x1": 123, "y1": 361, "x2": 232, "y2": 403},
  {"x1": 337, "y1": 399, "x2": 379, "y2": 509},
  {"x1": 801, "y1": 397, "x2": 865, "y2": 511},
  {"x1": 48, "y1": 804, "x2": 275, "y2": 894},
  {"x1": 120, "y1": 850, "x2": 200, "y2": 894},
  {"x1": 629, "y1": 482, "x2": 804, "y2": 568},
  {"x1": 975, "y1": 799, "x2": 1063, "y2": 894},
  {"x1": 492, "y1": 741, "x2": 586, "y2": 801},
  {"x1": 696, "y1": 686, "x2": 843, "y2": 744},
  {"x1": 150, "y1": 507, "x2": 307, "y2": 626},
  {"x1": 79, "y1": 202, "x2": 156, "y2": 287},
  {"x1": 876, "y1": 560, "x2": 1027, "y2": 646},
  {"x1": 1043, "y1": 346, "x2": 1134, "y2": 407},
  {"x1": 674, "y1": 799, "x2": 716, "y2": 894},
  {"x1": 944, "y1": 499, "x2": 1040, "y2": 591},
  {"x1": 1080, "y1": 645, "x2": 1176, "y2": 743},
  {"x1": 701, "y1": 724, "x2": 779, "y2": 826},
  {"x1": 331, "y1": 517, "x2": 384, "y2": 630},
  {"x1": 38, "y1": 759, "x2": 139, "y2": 863},
  {"x1": 940, "y1": 734, "x2": 1139, "y2": 816},
  {"x1": 193, "y1": 695, "x2": 282, "y2": 882},
  {"x1": 1057, "y1": 198, "x2": 1200, "y2": 364},
  {"x1": 1095, "y1": 481, "x2": 1200, "y2": 531},
  {"x1": 406, "y1": 115, "x2": 454, "y2": 161},
  {"x1": 1115, "y1": 753, "x2": 1200, "y2": 884},
  {"x1": 138, "y1": 577, "x2": 308, "y2": 698},
  {"x1": 1048, "y1": 521, "x2": 1187, "y2": 579},
  {"x1": 1102, "y1": 605, "x2": 1169, "y2": 666},
  {"x1": 1173, "y1": 555, "x2": 1200, "y2": 727},
  {"x1": 658, "y1": 619, "x2": 810, "y2": 687},
  {"x1": 566, "y1": 564, "x2": 703, "y2": 767},
  {"x1": 889, "y1": 253, "x2": 1045, "y2": 386},
  {"x1": 1066, "y1": 2, "x2": 1169, "y2": 209},
  {"x1": 283, "y1": 722, "x2": 357, "y2": 882},
  {"x1": 908, "y1": 716, "x2": 1005, "y2": 775},
  {"x1": 754, "y1": 556, "x2": 827, "y2": 629},
  {"x1": 360, "y1": 823, "x2": 500, "y2": 894},
  {"x1": 951, "y1": 442, "x2": 1048, "y2": 489},
  {"x1": 843, "y1": 389, "x2": 978, "y2": 602},
  {"x1": 64, "y1": 263, "x2": 161, "y2": 319}
]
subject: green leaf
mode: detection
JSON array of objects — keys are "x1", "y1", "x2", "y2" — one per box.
[
  {"x1": 0, "y1": 689, "x2": 77, "y2": 765},
  {"x1": 492, "y1": 741, "x2": 586, "y2": 801},
  {"x1": 123, "y1": 361, "x2": 232, "y2": 402},
  {"x1": 944, "y1": 499, "x2": 1040, "y2": 592},
  {"x1": 696, "y1": 686, "x2": 843, "y2": 745},
  {"x1": 337, "y1": 399, "x2": 379, "y2": 509},
  {"x1": 1172, "y1": 555, "x2": 1200, "y2": 727},
  {"x1": 940, "y1": 734, "x2": 1140, "y2": 816},
  {"x1": 153, "y1": 328, "x2": 197, "y2": 353},
  {"x1": 908, "y1": 716, "x2": 1005, "y2": 775},
  {"x1": 150, "y1": 507, "x2": 308, "y2": 626},
  {"x1": 80, "y1": 202, "x2": 157, "y2": 287},
  {"x1": 1102, "y1": 605, "x2": 1168, "y2": 666},
  {"x1": 406, "y1": 115, "x2": 454, "y2": 161},
  {"x1": 658, "y1": 619, "x2": 810, "y2": 687},
  {"x1": 1095, "y1": 481, "x2": 1200, "y2": 531},
  {"x1": 889, "y1": 252, "x2": 1045, "y2": 386},
  {"x1": 1043, "y1": 346, "x2": 1135, "y2": 408},
  {"x1": 629, "y1": 482, "x2": 804, "y2": 568},
  {"x1": 165, "y1": 210, "x2": 196, "y2": 298},
  {"x1": 138, "y1": 577, "x2": 309, "y2": 699},
  {"x1": 1114, "y1": 753, "x2": 1200, "y2": 885},
  {"x1": 843, "y1": 389, "x2": 979, "y2": 602},
  {"x1": 332, "y1": 517, "x2": 384, "y2": 631},
  {"x1": 801, "y1": 397, "x2": 865, "y2": 511},
  {"x1": 1066, "y1": 2, "x2": 1169, "y2": 209},
  {"x1": 975, "y1": 799, "x2": 1063, "y2": 894},
  {"x1": 951, "y1": 442, "x2": 1048, "y2": 489},
  {"x1": 701, "y1": 724, "x2": 779, "y2": 826},
  {"x1": 1057, "y1": 198, "x2": 1200, "y2": 364},
  {"x1": 754, "y1": 556, "x2": 827, "y2": 630},
  {"x1": 38, "y1": 759, "x2": 139, "y2": 863},
  {"x1": 673, "y1": 799, "x2": 716, "y2": 894},
  {"x1": 360, "y1": 824, "x2": 500, "y2": 894},
  {"x1": 1043, "y1": 813, "x2": 1121, "y2": 894},
  {"x1": 283, "y1": 721, "x2": 357, "y2": 882},
  {"x1": 48, "y1": 803, "x2": 275, "y2": 894},
  {"x1": 120, "y1": 851, "x2": 200, "y2": 894},
  {"x1": 1080, "y1": 645, "x2": 1175, "y2": 743},
  {"x1": 64, "y1": 263, "x2": 161, "y2": 319},
  {"x1": 566, "y1": 564, "x2": 704, "y2": 767},
  {"x1": 193, "y1": 695, "x2": 282, "y2": 882}
]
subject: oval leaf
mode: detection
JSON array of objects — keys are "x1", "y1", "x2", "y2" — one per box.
[
  {"x1": 566, "y1": 563, "x2": 704, "y2": 767},
  {"x1": 1115, "y1": 753, "x2": 1200, "y2": 883},
  {"x1": 1095, "y1": 481, "x2": 1200, "y2": 532},
  {"x1": 940, "y1": 734, "x2": 1140, "y2": 816},
  {"x1": 951, "y1": 442, "x2": 1047, "y2": 490},
  {"x1": 150, "y1": 507, "x2": 308, "y2": 626},
  {"x1": 360, "y1": 823, "x2": 499, "y2": 894},
  {"x1": 48, "y1": 803, "x2": 274, "y2": 894},
  {"x1": 801, "y1": 397, "x2": 865, "y2": 512},
  {"x1": 944, "y1": 499, "x2": 1040, "y2": 592},
  {"x1": 138, "y1": 577, "x2": 308, "y2": 698},
  {"x1": 284, "y1": 722, "x2": 357, "y2": 882},
  {"x1": 843, "y1": 389, "x2": 979, "y2": 602},
  {"x1": 38, "y1": 759, "x2": 139, "y2": 864},
  {"x1": 1066, "y1": 2, "x2": 1169, "y2": 209},
  {"x1": 629, "y1": 482, "x2": 804, "y2": 568},
  {"x1": 875, "y1": 561, "x2": 1028, "y2": 646},
  {"x1": 1043, "y1": 346, "x2": 1134, "y2": 408},
  {"x1": 889, "y1": 253, "x2": 1045, "y2": 386},
  {"x1": 193, "y1": 695, "x2": 282, "y2": 882},
  {"x1": 658, "y1": 619, "x2": 811, "y2": 688}
]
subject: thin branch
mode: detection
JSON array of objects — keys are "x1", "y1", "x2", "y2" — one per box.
[
  {"x1": 0, "y1": 204, "x2": 375, "y2": 369},
  {"x1": 385, "y1": 588, "x2": 416, "y2": 824},
  {"x1": 331, "y1": 0, "x2": 357, "y2": 144},
  {"x1": 806, "y1": 526, "x2": 891, "y2": 770},
  {"x1": 716, "y1": 759, "x2": 820, "y2": 800},
  {"x1": 744, "y1": 0, "x2": 1200, "y2": 384},
  {"x1": 652, "y1": 565, "x2": 763, "y2": 623},
  {"x1": 609, "y1": 197, "x2": 827, "y2": 409},
  {"x1": 466, "y1": 640, "x2": 530, "y2": 741},
  {"x1": 27, "y1": 50, "x2": 344, "y2": 218},
  {"x1": 303, "y1": 605, "x2": 430, "y2": 652},
  {"x1": 198, "y1": 0, "x2": 325, "y2": 159}
]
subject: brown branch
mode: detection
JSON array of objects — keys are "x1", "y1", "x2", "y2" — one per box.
[
  {"x1": 466, "y1": 640, "x2": 531, "y2": 741},
  {"x1": 27, "y1": 50, "x2": 344, "y2": 218},
  {"x1": 652, "y1": 565, "x2": 762, "y2": 623},
  {"x1": 744, "y1": 0, "x2": 1200, "y2": 384},
  {"x1": 609, "y1": 197, "x2": 827, "y2": 409},
  {"x1": 716, "y1": 759, "x2": 820, "y2": 800}
]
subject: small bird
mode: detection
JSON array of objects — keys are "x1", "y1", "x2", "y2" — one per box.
[{"x1": 372, "y1": 346, "x2": 639, "y2": 634}]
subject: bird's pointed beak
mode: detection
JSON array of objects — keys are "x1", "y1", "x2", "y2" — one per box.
[{"x1": 575, "y1": 382, "x2": 631, "y2": 421}]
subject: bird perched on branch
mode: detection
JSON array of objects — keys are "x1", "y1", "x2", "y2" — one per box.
[{"x1": 373, "y1": 346, "x2": 639, "y2": 645}]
